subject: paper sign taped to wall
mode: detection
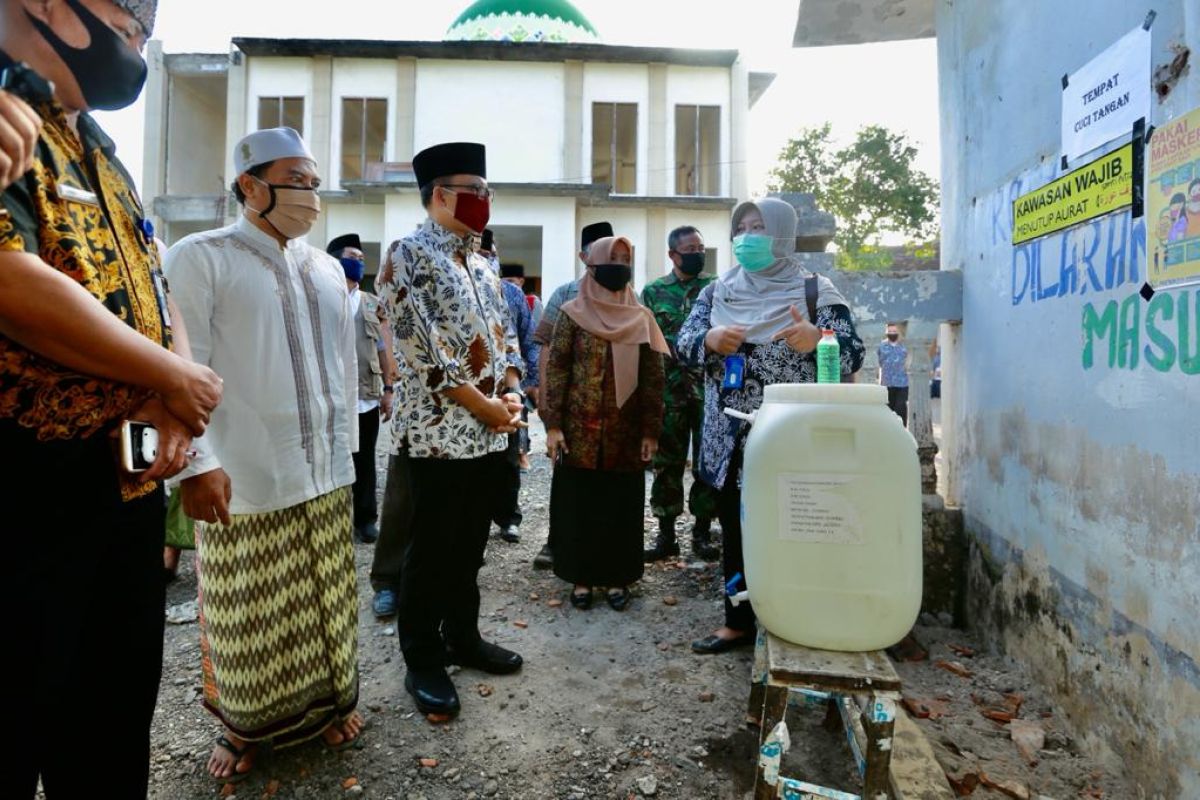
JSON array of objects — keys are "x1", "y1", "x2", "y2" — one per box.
[
  {"x1": 1147, "y1": 106, "x2": 1200, "y2": 289},
  {"x1": 1061, "y1": 25, "x2": 1150, "y2": 163}
]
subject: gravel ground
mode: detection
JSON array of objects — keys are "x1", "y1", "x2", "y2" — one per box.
[{"x1": 138, "y1": 416, "x2": 1132, "y2": 799}]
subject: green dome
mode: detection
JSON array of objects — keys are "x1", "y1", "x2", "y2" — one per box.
[{"x1": 446, "y1": 0, "x2": 600, "y2": 43}]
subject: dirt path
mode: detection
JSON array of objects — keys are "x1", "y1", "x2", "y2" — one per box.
[
  {"x1": 150, "y1": 421, "x2": 770, "y2": 799},
  {"x1": 143, "y1": 419, "x2": 1133, "y2": 799}
]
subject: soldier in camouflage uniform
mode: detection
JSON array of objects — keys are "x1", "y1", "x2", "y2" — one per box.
[{"x1": 642, "y1": 226, "x2": 721, "y2": 561}]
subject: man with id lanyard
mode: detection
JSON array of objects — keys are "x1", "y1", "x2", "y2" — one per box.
[{"x1": 0, "y1": 1, "x2": 225, "y2": 795}]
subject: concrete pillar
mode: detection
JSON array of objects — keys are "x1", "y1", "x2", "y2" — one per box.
[
  {"x1": 223, "y1": 47, "x2": 247, "y2": 223},
  {"x1": 647, "y1": 63, "x2": 668, "y2": 196},
  {"x1": 940, "y1": 322, "x2": 961, "y2": 506},
  {"x1": 309, "y1": 56, "x2": 333, "y2": 247},
  {"x1": 563, "y1": 61, "x2": 583, "y2": 183},
  {"x1": 729, "y1": 57, "x2": 750, "y2": 201},
  {"x1": 141, "y1": 40, "x2": 168, "y2": 228},
  {"x1": 905, "y1": 325, "x2": 939, "y2": 495},
  {"x1": 394, "y1": 58, "x2": 416, "y2": 163}
]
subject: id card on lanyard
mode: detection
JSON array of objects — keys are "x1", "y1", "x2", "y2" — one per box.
[{"x1": 722, "y1": 354, "x2": 745, "y2": 390}]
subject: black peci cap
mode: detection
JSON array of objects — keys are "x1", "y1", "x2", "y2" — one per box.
[
  {"x1": 413, "y1": 142, "x2": 487, "y2": 189},
  {"x1": 581, "y1": 221, "x2": 613, "y2": 250},
  {"x1": 481, "y1": 228, "x2": 495, "y2": 251},
  {"x1": 500, "y1": 263, "x2": 525, "y2": 278},
  {"x1": 326, "y1": 233, "x2": 362, "y2": 256}
]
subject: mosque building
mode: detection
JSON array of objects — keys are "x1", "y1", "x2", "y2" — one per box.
[{"x1": 143, "y1": 0, "x2": 774, "y2": 294}]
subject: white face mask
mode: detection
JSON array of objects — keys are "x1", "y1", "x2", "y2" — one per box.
[{"x1": 248, "y1": 177, "x2": 321, "y2": 240}]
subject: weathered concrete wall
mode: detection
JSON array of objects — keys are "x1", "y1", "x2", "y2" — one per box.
[{"x1": 937, "y1": 1, "x2": 1200, "y2": 796}]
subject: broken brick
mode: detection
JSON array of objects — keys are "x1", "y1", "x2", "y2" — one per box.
[
  {"x1": 981, "y1": 708, "x2": 1015, "y2": 724},
  {"x1": 980, "y1": 773, "x2": 1030, "y2": 800},
  {"x1": 948, "y1": 643, "x2": 977, "y2": 658},
  {"x1": 513, "y1": 620, "x2": 528, "y2": 629},
  {"x1": 935, "y1": 659, "x2": 975, "y2": 679},
  {"x1": 341, "y1": 777, "x2": 359, "y2": 789},
  {"x1": 1010, "y1": 719, "x2": 1044, "y2": 765},
  {"x1": 418, "y1": 758, "x2": 439, "y2": 768},
  {"x1": 902, "y1": 695, "x2": 950, "y2": 720},
  {"x1": 889, "y1": 633, "x2": 929, "y2": 662}
]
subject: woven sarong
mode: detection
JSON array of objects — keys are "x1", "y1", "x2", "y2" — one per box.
[{"x1": 197, "y1": 487, "x2": 358, "y2": 746}]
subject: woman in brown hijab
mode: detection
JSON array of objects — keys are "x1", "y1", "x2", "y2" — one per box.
[{"x1": 542, "y1": 236, "x2": 668, "y2": 610}]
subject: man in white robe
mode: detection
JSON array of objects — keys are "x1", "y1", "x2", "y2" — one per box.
[{"x1": 165, "y1": 127, "x2": 362, "y2": 782}]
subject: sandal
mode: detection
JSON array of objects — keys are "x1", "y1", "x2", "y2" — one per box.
[
  {"x1": 210, "y1": 735, "x2": 254, "y2": 783},
  {"x1": 570, "y1": 589, "x2": 593, "y2": 610},
  {"x1": 323, "y1": 714, "x2": 364, "y2": 752},
  {"x1": 606, "y1": 588, "x2": 631, "y2": 611}
]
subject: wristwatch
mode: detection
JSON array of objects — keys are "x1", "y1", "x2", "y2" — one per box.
[{"x1": 383, "y1": 385, "x2": 394, "y2": 393}]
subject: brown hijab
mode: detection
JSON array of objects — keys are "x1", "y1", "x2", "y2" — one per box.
[{"x1": 562, "y1": 236, "x2": 669, "y2": 408}]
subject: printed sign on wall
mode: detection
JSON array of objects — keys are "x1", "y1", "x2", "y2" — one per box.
[
  {"x1": 1012, "y1": 144, "x2": 1133, "y2": 245},
  {"x1": 1061, "y1": 25, "x2": 1151, "y2": 163},
  {"x1": 1147, "y1": 106, "x2": 1200, "y2": 289}
]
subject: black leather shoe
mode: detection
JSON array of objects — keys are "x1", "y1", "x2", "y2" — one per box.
[
  {"x1": 644, "y1": 519, "x2": 680, "y2": 562},
  {"x1": 404, "y1": 668, "x2": 460, "y2": 715},
  {"x1": 691, "y1": 520, "x2": 720, "y2": 561},
  {"x1": 498, "y1": 524, "x2": 521, "y2": 543},
  {"x1": 606, "y1": 588, "x2": 631, "y2": 611},
  {"x1": 532, "y1": 544, "x2": 553, "y2": 569},
  {"x1": 570, "y1": 589, "x2": 593, "y2": 610},
  {"x1": 691, "y1": 633, "x2": 755, "y2": 654},
  {"x1": 447, "y1": 640, "x2": 523, "y2": 675},
  {"x1": 355, "y1": 523, "x2": 379, "y2": 544}
]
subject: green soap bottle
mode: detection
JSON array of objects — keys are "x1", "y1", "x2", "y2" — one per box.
[{"x1": 816, "y1": 328, "x2": 840, "y2": 384}]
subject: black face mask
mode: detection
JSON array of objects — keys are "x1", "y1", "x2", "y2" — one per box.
[
  {"x1": 593, "y1": 263, "x2": 632, "y2": 292},
  {"x1": 886, "y1": 333, "x2": 899, "y2": 342},
  {"x1": 27, "y1": 0, "x2": 147, "y2": 111},
  {"x1": 677, "y1": 252, "x2": 705, "y2": 276}
]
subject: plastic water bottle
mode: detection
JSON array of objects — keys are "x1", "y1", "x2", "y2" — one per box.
[{"x1": 816, "y1": 328, "x2": 840, "y2": 383}]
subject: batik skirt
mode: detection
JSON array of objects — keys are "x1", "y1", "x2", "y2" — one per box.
[{"x1": 196, "y1": 487, "x2": 359, "y2": 747}]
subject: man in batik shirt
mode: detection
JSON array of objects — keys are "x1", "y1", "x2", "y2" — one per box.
[
  {"x1": 379, "y1": 141, "x2": 525, "y2": 718},
  {"x1": 0, "y1": 1, "x2": 223, "y2": 795}
]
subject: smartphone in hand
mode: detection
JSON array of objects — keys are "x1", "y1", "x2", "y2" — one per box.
[{"x1": 120, "y1": 420, "x2": 159, "y2": 473}]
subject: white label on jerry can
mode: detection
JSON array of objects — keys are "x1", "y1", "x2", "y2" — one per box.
[{"x1": 777, "y1": 473, "x2": 864, "y2": 545}]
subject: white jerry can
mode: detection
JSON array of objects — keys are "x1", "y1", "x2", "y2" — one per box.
[{"x1": 732, "y1": 383, "x2": 922, "y2": 651}]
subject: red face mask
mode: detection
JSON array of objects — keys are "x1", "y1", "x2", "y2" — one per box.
[{"x1": 449, "y1": 190, "x2": 491, "y2": 234}]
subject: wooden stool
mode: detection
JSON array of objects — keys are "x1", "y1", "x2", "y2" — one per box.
[{"x1": 749, "y1": 630, "x2": 903, "y2": 800}]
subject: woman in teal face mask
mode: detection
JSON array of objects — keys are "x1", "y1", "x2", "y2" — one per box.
[{"x1": 674, "y1": 197, "x2": 865, "y2": 655}]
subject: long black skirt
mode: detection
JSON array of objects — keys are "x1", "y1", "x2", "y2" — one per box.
[{"x1": 550, "y1": 465, "x2": 645, "y2": 588}]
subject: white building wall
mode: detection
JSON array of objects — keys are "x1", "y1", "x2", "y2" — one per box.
[
  {"x1": 165, "y1": 76, "x2": 227, "y2": 196},
  {"x1": 414, "y1": 61, "x2": 566, "y2": 184},
  {"x1": 244, "y1": 58, "x2": 314, "y2": 138},
  {"x1": 665, "y1": 66, "x2": 733, "y2": 197},
  {"x1": 657, "y1": 209, "x2": 734, "y2": 278},
  {"x1": 330, "y1": 60, "x2": 400, "y2": 189},
  {"x1": 582, "y1": 63, "x2": 650, "y2": 193}
]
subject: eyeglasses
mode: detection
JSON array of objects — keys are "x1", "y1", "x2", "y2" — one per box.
[{"x1": 439, "y1": 184, "x2": 496, "y2": 201}]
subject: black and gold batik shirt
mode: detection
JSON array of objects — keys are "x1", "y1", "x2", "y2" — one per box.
[{"x1": 0, "y1": 59, "x2": 171, "y2": 496}]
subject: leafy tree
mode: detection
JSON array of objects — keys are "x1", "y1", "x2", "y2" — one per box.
[{"x1": 768, "y1": 124, "x2": 939, "y2": 269}]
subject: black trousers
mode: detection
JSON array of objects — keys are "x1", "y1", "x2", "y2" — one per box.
[
  {"x1": 397, "y1": 451, "x2": 505, "y2": 669},
  {"x1": 369, "y1": 450, "x2": 413, "y2": 592},
  {"x1": 717, "y1": 448, "x2": 755, "y2": 633},
  {"x1": 887, "y1": 386, "x2": 910, "y2": 427},
  {"x1": 351, "y1": 408, "x2": 381, "y2": 529},
  {"x1": 3, "y1": 434, "x2": 165, "y2": 799},
  {"x1": 492, "y1": 430, "x2": 523, "y2": 529}
]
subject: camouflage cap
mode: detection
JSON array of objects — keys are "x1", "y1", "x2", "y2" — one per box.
[{"x1": 112, "y1": 0, "x2": 157, "y2": 37}]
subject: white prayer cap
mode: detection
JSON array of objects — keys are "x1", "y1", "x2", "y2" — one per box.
[{"x1": 234, "y1": 127, "x2": 315, "y2": 175}]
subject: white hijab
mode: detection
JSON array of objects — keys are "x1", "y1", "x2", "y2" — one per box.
[{"x1": 712, "y1": 198, "x2": 848, "y2": 344}]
